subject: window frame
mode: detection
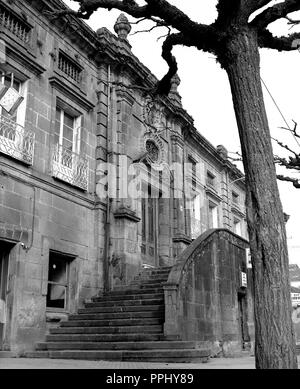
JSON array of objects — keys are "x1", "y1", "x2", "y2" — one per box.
[
  {"x1": 0, "y1": 71, "x2": 27, "y2": 126},
  {"x1": 233, "y1": 217, "x2": 242, "y2": 236},
  {"x1": 206, "y1": 170, "x2": 216, "y2": 188},
  {"x1": 208, "y1": 200, "x2": 219, "y2": 229},
  {"x1": 46, "y1": 251, "x2": 73, "y2": 313},
  {"x1": 55, "y1": 106, "x2": 82, "y2": 155},
  {"x1": 232, "y1": 191, "x2": 240, "y2": 206}
]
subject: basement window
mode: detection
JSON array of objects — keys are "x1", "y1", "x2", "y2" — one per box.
[{"x1": 46, "y1": 251, "x2": 73, "y2": 311}]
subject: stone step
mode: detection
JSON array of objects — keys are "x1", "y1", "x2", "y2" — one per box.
[
  {"x1": 142, "y1": 266, "x2": 172, "y2": 272},
  {"x1": 85, "y1": 298, "x2": 164, "y2": 308},
  {"x1": 92, "y1": 292, "x2": 164, "y2": 302},
  {"x1": 79, "y1": 305, "x2": 163, "y2": 314},
  {"x1": 140, "y1": 274, "x2": 169, "y2": 280},
  {"x1": 70, "y1": 311, "x2": 163, "y2": 321},
  {"x1": 46, "y1": 333, "x2": 178, "y2": 343},
  {"x1": 48, "y1": 325, "x2": 163, "y2": 337},
  {"x1": 61, "y1": 317, "x2": 163, "y2": 327},
  {"x1": 102, "y1": 288, "x2": 164, "y2": 296},
  {"x1": 26, "y1": 349, "x2": 210, "y2": 362},
  {"x1": 132, "y1": 282, "x2": 166, "y2": 289},
  {"x1": 137, "y1": 271, "x2": 171, "y2": 278},
  {"x1": 36, "y1": 341, "x2": 199, "y2": 351},
  {"x1": 136, "y1": 273, "x2": 170, "y2": 280}
]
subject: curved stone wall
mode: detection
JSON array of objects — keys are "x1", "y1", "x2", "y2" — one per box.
[{"x1": 163, "y1": 228, "x2": 254, "y2": 356}]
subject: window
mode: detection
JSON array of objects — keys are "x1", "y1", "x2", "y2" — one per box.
[
  {"x1": 0, "y1": 72, "x2": 26, "y2": 124},
  {"x1": 208, "y1": 202, "x2": 218, "y2": 228},
  {"x1": 232, "y1": 191, "x2": 239, "y2": 206},
  {"x1": 58, "y1": 51, "x2": 82, "y2": 84},
  {"x1": 234, "y1": 218, "x2": 242, "y2": 236},
  {"x1": 0, "y1": 72, "x2": 33, "y2": 164},
  {"x1": 52, "y1": 105, "x2": 88, "y2": 190},
  {"x1": 187, "y1": 157, "x2": 201, "y2": 238},
  {"x1": 0, "y1": 4, "x2": 31, "y2": 44},
  {"x1": 55, "y1": 107, "x2": 81, "y2": 154},
  {"x1": 46, "y1": 251, "x2": 72, "y2": 310},
  {"x1": 188, "y1": 157, "x2": 197, "y2": 192},
  {"x1": 206, "y1": 171, "x2": 216, "y2": 188}
]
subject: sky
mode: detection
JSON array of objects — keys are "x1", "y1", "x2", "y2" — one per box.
[{"x1": 64, "y1": 0, "x2": 300, "y2": 265}]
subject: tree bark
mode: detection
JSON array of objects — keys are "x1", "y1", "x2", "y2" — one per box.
[{"x1": 219, "y1": 27, "x2": 297, "y2": 369}]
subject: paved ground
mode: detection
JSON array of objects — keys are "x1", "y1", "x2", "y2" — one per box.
[
  {"x1": 0, "y1": 356, "x2": 256, "y2": 369},
  {"x1": 2, "y1": 355, "x2": 300, "y2": 369}
]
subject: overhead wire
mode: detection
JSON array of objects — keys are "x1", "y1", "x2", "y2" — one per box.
[{"x1": 261, "y1": 77, "x2": 300, "y2": 148}]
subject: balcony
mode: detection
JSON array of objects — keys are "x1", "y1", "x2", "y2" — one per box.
[
  {"x1": 51, "y1": 144, "x2": 88, "y2": 191},
  {"x1": 58, "y1": 52, "x2": 82, "y2": 84},
  {"x1": 0, "y1": 115, "x2": 34, "y2": 164},
  {"x1": 0, "y1": 5, "x2": 31, "y2": 45}
]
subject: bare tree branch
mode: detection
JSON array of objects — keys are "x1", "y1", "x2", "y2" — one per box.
[
  {"x1": 47, "y1": 0, "x2": 151, "y2": 20},
  {"x1": 155, "y1": 32, "x2": 183, "y2": 95},
  {"x1": 251, "y1": 0, "x2": 300, "y2": 29},
  {"x1": 258, "y1": 29, "x2": 300, "y2": 51},
  {"x1": 247, "y1": 0, "x2": 273, "y2": 13},
  {"x1": 275, "y1": 154, "x2": 300, "y2": 169},
  {"x1": 277, "y1": 174, "x2": 300, "y2": 187},
  {"x1": 271, "y1": 136, "x2": 299, "y2": 157},
  {"x1": 216, "y1": 0, "x2": 272, "y2": 25},
  {"x1": 129, "y1": 17, "x2": 170, "y2": 37}
]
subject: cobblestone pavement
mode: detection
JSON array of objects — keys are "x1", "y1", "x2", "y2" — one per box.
[{"x1": 0, "y1": 356, "x2": 256, "y2": 369}]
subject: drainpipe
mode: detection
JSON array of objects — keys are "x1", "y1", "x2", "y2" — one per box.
[{"x1": 103, "y1": 64, "x2": 112, "y2": 293}]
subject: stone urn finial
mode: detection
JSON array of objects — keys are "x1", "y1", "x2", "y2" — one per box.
[
  {"x1": 114, "y1": 13, "x2": 132, "y2": 40},
  {"x1": 217, "y1": 145, "x2": 228, "y2": 160},
  {"x1": 169, "y1": 74, "x2": 182, "y2": 107}
]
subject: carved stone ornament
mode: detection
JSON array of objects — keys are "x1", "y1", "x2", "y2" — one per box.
[
  {"x1": 143, "y1": 97, "x2": 166, "y2": 134},
  {"x1": 142, "y1": 134, "x2": 166, "y2": 169}
]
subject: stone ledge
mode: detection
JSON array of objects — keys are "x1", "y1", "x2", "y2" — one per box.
[
  {"x1": 114, "y1": 207, "x2": 141, "y2": 223},
  {"x1": 172, "y1": 234, "x2": 192, "y2": 245}
]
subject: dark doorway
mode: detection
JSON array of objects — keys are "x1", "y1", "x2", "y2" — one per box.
[
  {"x1": 0, "y1": 241, "x2": 13, "y2": 350},
  {"x1": 238, "y1": 291, "x2": 250, "y2": 347}
]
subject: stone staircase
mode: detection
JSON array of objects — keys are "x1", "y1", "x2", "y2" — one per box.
[{"x1": 28, "y1": 266, "x2": 211, "y2": 362}]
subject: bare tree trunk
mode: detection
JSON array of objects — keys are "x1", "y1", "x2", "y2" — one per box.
[{"x1": 220, "y1": 28, "x2": 297, "y2": 369}]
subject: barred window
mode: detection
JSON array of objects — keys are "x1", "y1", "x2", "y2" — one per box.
[
  {"x1": 58, "y1": 52, "x2": 82, "y2": 83},
  {"x1": 0, "y1": 5, "x2": 31, "y2": 44}
]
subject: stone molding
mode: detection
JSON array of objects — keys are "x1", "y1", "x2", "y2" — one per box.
[{"x1": 113, "y1": 206, "x2": 141, "y2": 223}]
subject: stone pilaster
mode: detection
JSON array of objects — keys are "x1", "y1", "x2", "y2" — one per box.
[{"x1": 171, "y1": 132, "x2": 191, "y2": 258}]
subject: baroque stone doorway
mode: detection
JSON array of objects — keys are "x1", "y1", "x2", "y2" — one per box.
[{"x1": 141, "y1": 185, "x2": 161, "y2": 268}]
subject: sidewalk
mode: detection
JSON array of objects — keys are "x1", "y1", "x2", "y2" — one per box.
[{"x1": 0, "y1": 356, "x2": 256, "y2": 369}]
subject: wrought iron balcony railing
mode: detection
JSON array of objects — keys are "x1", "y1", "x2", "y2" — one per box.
[
  {"x1": 51, "y1": 144, "x2": 88, "y2": 191},
  {"x1": 0, "y1": 115, "x2": 35, "y2": 164}
]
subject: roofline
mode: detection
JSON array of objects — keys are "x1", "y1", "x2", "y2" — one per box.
[{"x1": 26, "y1": 0, "x2": 245, "y2": 181}]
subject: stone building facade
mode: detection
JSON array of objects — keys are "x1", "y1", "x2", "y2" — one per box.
[{"x1": 0, "y1": 0, "x2": 249, "y2": 354}]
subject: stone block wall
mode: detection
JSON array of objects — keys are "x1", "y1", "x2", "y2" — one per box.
[
  {"x1": 0, "y1": 0, "x2": 104, "y2": 353},
  {"x1": 164, "y1": 229, "x2": 254, "y2": 356}
]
